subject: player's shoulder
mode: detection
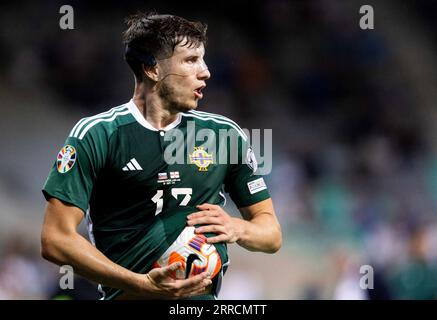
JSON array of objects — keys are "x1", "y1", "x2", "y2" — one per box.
[
  {"x1": 68, "y1": 102, "x2": 135, "y2": 141},
  {"x1": 183, "y1": 109, "x2": 248, "y2": 140}
]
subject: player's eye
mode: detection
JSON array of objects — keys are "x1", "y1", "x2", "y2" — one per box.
[{"x1": 186, "y1": 56, "x2": 198, "y2": 64}]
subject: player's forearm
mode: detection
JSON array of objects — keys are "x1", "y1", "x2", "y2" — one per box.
[
  {"x1": 41, "y1": 231, "x2": 144, "y2": 295},
  {"x1": 234, "y1": 214, "x2": 282, "y2": 253}
]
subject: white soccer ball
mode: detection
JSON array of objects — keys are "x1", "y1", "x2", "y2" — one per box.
[{"x1": 153, "y1": 226, "x2": 222, "y2": 280}]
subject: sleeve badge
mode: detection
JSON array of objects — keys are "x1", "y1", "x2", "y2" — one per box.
[{"x1": 57, "y1": 145, "x2": 77, "y2": 173}]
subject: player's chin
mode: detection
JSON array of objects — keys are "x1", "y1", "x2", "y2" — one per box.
[
  {"x1": 191, "y1": 96, "x2": 200, "y2": 108},
  {"x1": 174, "y1": 103, "x2": 197, "y2": 113},
  {"x1": 180, "y1": 100, "x2": 199, "y2": 112}
]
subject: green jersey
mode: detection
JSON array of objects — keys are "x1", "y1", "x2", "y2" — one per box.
[{"x1": 43, "y1": 99, "x2": 271, "y2": 299}]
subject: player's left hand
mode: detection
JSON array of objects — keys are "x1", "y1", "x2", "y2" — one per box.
[{"x1": 187, "y1": 203, "x2": 242, "y2": 244}]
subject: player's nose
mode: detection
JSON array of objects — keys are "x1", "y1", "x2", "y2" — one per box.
[{"x1": 198, "y1": 67, "x2": 211, "y2": 81}]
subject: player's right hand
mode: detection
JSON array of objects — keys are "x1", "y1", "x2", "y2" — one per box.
[{"x1": 143, "y1": 262, "x2": 212, "y2": 299}]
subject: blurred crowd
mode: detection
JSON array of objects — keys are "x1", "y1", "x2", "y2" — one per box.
[{"x1": 1, "y1": 0, "x2": 437, "y2": 299}]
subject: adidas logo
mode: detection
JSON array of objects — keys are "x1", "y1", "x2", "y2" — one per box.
[{"x1": 122, "y1": 158, "x2": 143, "y2": 171}]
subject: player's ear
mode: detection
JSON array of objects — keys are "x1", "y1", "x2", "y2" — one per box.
[{"x1": 142, "y1": 64, "x2": 159, "y2": 82}]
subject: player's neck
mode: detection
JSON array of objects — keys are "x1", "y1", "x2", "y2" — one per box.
[{"x1": 132, "y1": 84, "x2": 179, "y2": 130}]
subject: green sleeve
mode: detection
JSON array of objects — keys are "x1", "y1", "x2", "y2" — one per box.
[
  {"x1": 224, "y1": 136, "x2": 270, "y2": 208},
  {"x1": 42, "y1": 131, "x2": 107, "y2": 213}
]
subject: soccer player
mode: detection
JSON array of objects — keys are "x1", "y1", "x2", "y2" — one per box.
[{"x1": 41, "y1": 12, "x2": 282, "y2": 300}]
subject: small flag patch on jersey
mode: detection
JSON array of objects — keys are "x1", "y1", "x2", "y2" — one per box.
[
  {"x1": 247, "y1": 177, "x2": 267, "y2": 194},
  {"x1": 57, "y1": 145, "x2": 77, "y2": 173},
  {"x1": 157, "y1": 172, "x2": 180, "y2": 185},
  {"x1": 158, "y1": 172, "x2": 168, "y2": 180},
  {"x1": 122, "y1": 158, "x2": 143, "y2": 171},
  {"x1": 170, "y1": 171, "x2": 180, "y2": 179}
]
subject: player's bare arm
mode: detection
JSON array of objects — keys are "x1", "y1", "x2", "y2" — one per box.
[
  {"x1": 41, "y1": 198, "x2": 211, "y2": 298},
  {"x1": 187, "y1": 198, "x2": 282, "y2": 253}
]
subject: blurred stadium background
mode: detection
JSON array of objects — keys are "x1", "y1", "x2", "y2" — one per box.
[{"x1": 1, "y1": 0, "x2": 437, "y2": 299}]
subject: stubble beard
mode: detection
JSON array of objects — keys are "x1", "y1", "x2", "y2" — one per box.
[{"x1": 157, "y1": 79, "x2": 197, "y2": 113}]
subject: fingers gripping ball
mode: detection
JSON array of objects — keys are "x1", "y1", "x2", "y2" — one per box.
[{"x1": 153, "y1": 226, "x2": 222, "y2": 280}]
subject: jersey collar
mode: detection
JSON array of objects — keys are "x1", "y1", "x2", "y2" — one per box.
[{"x1": 128, "y1": 99, "x2": 182, "y2": 131}]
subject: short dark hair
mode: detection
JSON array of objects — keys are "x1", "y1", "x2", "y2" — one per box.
[{"x1": 122, "y1": 12, "x2": 208, "y2": 80}]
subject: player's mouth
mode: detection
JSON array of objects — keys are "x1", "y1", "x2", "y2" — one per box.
[{"x1": 194, "y1": 85, "x2": 205, "y2": 99}]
